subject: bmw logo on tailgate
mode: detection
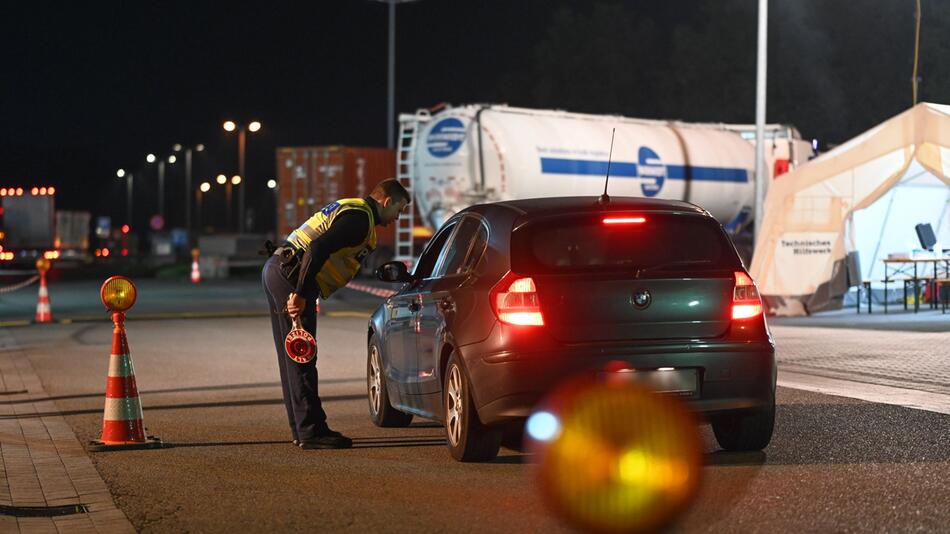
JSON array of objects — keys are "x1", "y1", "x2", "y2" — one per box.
[{"x1": 632, "y1": 289, "x2": 652, "y2": 310}]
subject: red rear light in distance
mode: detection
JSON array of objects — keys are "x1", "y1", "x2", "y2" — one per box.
[
  {"x1": 732, "y1": 271, "x2": 762, "y2": 320},
  {"x1": 491, "y1": 273, "x2": 544, "y2": 326}
]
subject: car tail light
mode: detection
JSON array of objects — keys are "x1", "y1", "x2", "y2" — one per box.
[
  {"x1": 603, "y1": 216, "x2": 646, "y2": 225},
  {"x1": 491, "y1": 273, "x2": 544, "y2": 326},
  {"x1": 732, "y1": 271, "x2": 762, "y2": 320}
]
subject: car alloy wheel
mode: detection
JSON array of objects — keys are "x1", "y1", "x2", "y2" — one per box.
[
  {"x1": 366, "y1": 333, "x2": 413, "y2": 427},
  {"x1": 446, "y1": 364, "x2": 464, "y2": 446},
  {"x1": 369, "y1": 346, "x2": 383, "y2": 417}
]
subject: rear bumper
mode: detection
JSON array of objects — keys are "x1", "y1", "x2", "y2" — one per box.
[{"x1": 463, "y1": 341, "x2": 776, "y2": 426}]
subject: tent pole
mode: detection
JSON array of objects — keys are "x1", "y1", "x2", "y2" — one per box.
[{"x1": 754, "y1": 0, "x2": 768, "y2": 243}]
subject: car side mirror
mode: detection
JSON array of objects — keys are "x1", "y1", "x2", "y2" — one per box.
[{"x1": 376, "y1": 261, "x2": 413, "y2": 283}]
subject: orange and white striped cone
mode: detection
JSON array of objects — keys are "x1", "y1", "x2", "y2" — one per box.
[
  {"x1": 190, "y1": 258, "x2": 201, "y2": 283},
  {"x1": 315, "y1": 297, "x2": 321, "y2": 315},
  {"x1": 88, "y1": 312, "x2": 162, "y2": 451},
  {"x1": 35, "y1": 272, "x2": 52, "y2": 323}
]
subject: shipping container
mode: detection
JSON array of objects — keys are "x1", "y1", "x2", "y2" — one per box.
[{"x1": 275, "y1": 146, "x2": 397, "y2": 270}]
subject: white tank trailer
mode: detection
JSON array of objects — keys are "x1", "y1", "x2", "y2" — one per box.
[{"x1": 406, "y1": 105, "x2": 811, "y2": 232}]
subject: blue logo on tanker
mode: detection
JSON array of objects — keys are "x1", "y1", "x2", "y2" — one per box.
[
  {"x1": 636, "y1": 146, "x2": 665, "y2": 197},
  {"x1": 539, "y1": 145, "x2": 748, "y2": 195},
  {"x1": 427, "y1": 118, "x2": 466, "y2": 158}
]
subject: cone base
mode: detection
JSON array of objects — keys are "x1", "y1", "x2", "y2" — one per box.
[{"x1": 88, "y1": 436, "x2": 163, "y2": 452}]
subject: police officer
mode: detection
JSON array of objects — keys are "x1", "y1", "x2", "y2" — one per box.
[{"x1": 262, "y1": 179, "x2": 410, "y2": 449}]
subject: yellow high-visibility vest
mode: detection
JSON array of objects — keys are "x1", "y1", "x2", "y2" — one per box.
[{"x1": 287, "y1": 198, "x2": 377, "y2": 297}]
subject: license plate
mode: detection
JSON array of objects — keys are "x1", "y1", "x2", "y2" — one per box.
[{"x1": 600, "y1": 368, "x2": 698, "y2": 398}]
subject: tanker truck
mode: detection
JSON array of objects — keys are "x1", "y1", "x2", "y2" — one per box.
[{"x1": 392, "y1": 104, "x2": 812, "y2": 262}]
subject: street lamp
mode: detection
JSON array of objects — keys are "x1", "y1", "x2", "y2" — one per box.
[
  {"x1": 197, "y1": 181, "x2": 212, "y2": 233},
  {"x1": 231, "y1": 175, "x2": 242, "y2": 185},
  {"x1": 173, "y1": 144, "x2": 205, "y2": 241},
  {"x1": 753, "y1": 0, "x2": 767, "y2": 241},
  {"x1": 117, "y1": 169, "x2": 133, "y2": 226},
  {"x1": 267, "y1": 179, "x2": 278, "y2": 234},
  {"x1": 372, "y1": 0, "x2": 421, "y2": 149},
  {"x1": 216, "y1": 174, "x2": 227, "y2": 185},
  {"x1": 222, "y1": 119, "x2": 262, "y2": 233},
  {"x1": 146, "y1": 153, "x2": 167, "y2": 221}
]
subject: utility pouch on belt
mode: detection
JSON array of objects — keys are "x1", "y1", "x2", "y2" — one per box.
[
  {"x1": 260, "y1": 240, "x2": 278, "y2": 257},
  {"x1": 275, "y1": 245, "x2": 301, "y2": 281}
]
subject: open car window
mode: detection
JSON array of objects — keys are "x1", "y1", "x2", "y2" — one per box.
[{"x1": 413, "y1": 221, "x2": 457, "y2": 279}]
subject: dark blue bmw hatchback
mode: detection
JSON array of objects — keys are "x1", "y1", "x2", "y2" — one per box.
[{"x1": 368, "y1": 197, "x2": 775, "y2": 461}]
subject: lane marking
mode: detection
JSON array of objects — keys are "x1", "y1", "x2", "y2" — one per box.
[{"x1": 778, "y1": 369, "x2": 950, "y2": 415}]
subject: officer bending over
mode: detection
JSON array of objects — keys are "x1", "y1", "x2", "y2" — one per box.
[{"x1": 262, "y1": 179, "x2": 410, "y2": 449}]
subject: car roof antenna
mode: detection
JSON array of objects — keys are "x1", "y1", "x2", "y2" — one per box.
[{"x1": 599, "y1": 127, "x2": 616, "y2": 205}]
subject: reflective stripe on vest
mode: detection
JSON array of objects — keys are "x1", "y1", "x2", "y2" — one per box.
[{"x1": 287, "y1": 198, "x2": 377, "y2": 298}]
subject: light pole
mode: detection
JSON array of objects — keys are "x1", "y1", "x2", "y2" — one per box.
[
  {"x1": 197, "y1": 181, "x2": 211, "y2": 233},
  {"x1": 146, "y1": 153, "x2": 170, "y2": 223},
  {"x1": 216, "y1": 174, "x2": 230, "y2": 228},
  {"x1": 267, "y1": 179, "x2": 278, "y2": 233},
  {"x1": 753, "y1": 0, "x2": 768, "y2": 242},
  {"x1": 117, "y1": 169, "x2": 133, "y2": 226},
  {"x1": 223, "y1": 120, "x2": 261, "y2": 233},
  {"x1": 372, "y1": 0, "x2": 421, "y2": 149},
  {"x1": 175, "y1": 143, "x2": 205, "y2": 238}
]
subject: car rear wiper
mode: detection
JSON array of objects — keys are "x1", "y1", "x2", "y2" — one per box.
[{"x1": 636, "y1": 259, "x2": 713, "y2": 278}]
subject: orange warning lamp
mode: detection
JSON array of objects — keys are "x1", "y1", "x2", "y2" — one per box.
[
  {"x1": 526, "y1": 378, "x2": 702, "y2": 533},
  {"x1": 101, "y1": 276, "x2": 137, "y2": 313},
  {"x1": 36, "y1": 257, "x2": 51, "y2": 273}
]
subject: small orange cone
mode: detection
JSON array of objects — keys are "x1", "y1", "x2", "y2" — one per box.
[
  {"x1": 35, "y1": 259, "x2": 52, "y2": 323},
  {"x1": 315, "y1": 297, "x2": 321, "y2": 315},
  {"x1": 89, "y1": 277, "x2": 162, "y2": 451},
  {"x1": 190, "y1": 248, "x2": 201, "y2": 283}
]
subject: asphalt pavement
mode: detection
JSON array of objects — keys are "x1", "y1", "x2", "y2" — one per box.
[
  {"x1": 0, "y1": 277, "x2": 385, "y2": 325},
  {"x1": 2, "y1": 311, "x2": 949, "y2": 532}
]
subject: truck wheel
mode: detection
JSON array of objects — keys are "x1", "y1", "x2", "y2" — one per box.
[
  {"x1": 367, "y1": 334, "x2": 413, "y2": 427},
  {"x1": 444, "y1": 354, "x2": 501, "y2": 462},
  {"x1": 712, "y1": 394, "x2": 775, "y2": 451}
]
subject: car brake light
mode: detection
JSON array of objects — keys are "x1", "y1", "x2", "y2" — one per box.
[
  {"x1": 732, "y1": 271, "x2": 762, "y2": 320},
  {"x1": 491, "y1": 273, "x2": 544, "y2": 326},
  {"x1": 603, "y1": 216, "x2": 646, "y2": 225}
]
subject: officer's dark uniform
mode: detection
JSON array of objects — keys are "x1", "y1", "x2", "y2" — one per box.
[{"x1": 261, "y1": 197, "x2": 380, "y2": 447}]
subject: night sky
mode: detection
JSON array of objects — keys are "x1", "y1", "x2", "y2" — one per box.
[{"x1": 2, "y1": 1, "x2": 948, "y2": 233}]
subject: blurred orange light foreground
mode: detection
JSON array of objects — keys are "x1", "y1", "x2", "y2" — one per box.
[{"x1": 528, "y1": 379, "x2": 702, "y2": 533}]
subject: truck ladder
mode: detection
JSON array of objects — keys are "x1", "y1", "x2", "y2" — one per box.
[{"x1": 394, "y1": 110, "x2": 430, "y2": 266}]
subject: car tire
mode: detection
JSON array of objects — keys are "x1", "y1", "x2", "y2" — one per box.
[
  {"x1": 711, "y1": 393, "x2": 775, "y2": 451},
  {"x1": 367, "y1": 334, "x2": 413, "y2": 428},
  {"x1": 443, "y1": 354, "x2": 501, "y2": 462}
]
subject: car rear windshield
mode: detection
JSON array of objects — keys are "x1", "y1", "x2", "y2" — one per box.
[{"x1": 510, "y1": 212, "x2": 741, "y2": 274}]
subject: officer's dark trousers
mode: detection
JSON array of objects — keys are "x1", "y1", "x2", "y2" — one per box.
[{"x1": 261, "y1": 255, "x2": 327, "y2": 441}]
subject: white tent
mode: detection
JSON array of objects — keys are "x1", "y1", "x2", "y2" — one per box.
[{"x1": 750, "y1": 102, "x2": 950, "y2": 316}]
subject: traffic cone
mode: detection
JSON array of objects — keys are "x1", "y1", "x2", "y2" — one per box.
[
  {"x1": 35, "y1": 271, "x2": 52, "y2": 323},
  {"x1": 191, "y1": 258, "x2": 201, "y2": 283},
  {"x1": 315, "y1": 297, "x2": 321, "y2": 315},
  {"x1": 190, "y1": 247, "x2": 201, "y2": 283},
  {"x1": 88, "y1": 311, "x2": 162, "y2": 451}
]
